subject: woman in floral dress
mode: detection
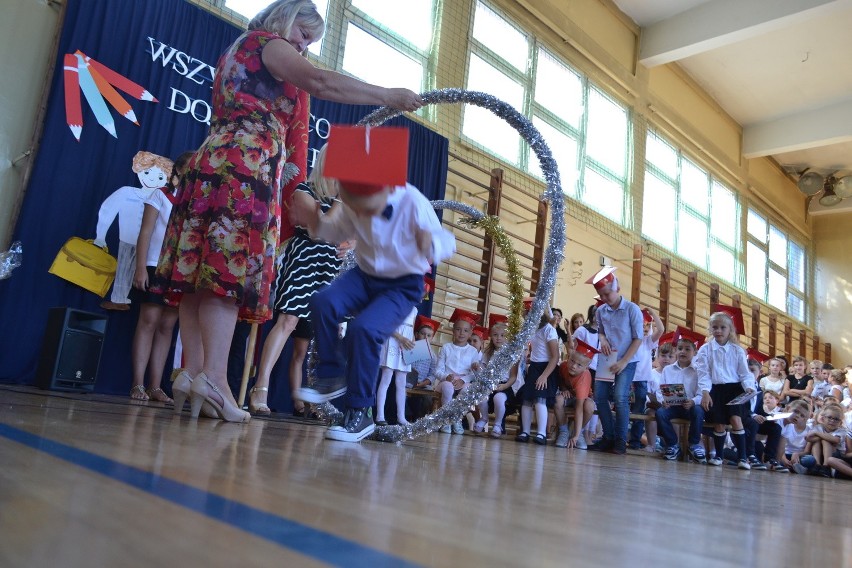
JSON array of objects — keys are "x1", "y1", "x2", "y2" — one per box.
[{"x1": 153, "y1": 0, "x2": 422, "y2": 422}]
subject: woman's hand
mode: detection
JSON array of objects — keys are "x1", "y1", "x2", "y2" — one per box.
[
  {"x1": 385, "y1": 88, "x2": 423, "y2": 112},
  {"x1": 133, "y1": 266, "x2": 148, "y2": 290}
]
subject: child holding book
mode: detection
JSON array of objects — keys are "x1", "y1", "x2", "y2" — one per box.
[
  {"x1": 375, "y1": 306, "x2": 418, "y2": 426},
  {"x1": 435, "y1": 308, "x2": 482, "y2": 434},
  {"x1": 694, "y1": 305, "x2": 756, "y2": 469},
  {"x1": 292, "y1": 126, "x2": 455, "y2": 442},
  {"x1": 515, "y1": 298, "x2": 560, "y2": 445},
  {"x1": 473, "y1": 314, "x2": 518, "y2": 437},
  {"x1": 410, "y1": 315, "x2": 440, "y2": 390},
  {"x1": 586, "y1": 267, "x2": 644, "y2": 455},
  {"x1": 655, "y1": 331, "x2": 711, "y2": 462},
  {"x1": 554, "y1": 339, "x2": 597, "y2": 449}
]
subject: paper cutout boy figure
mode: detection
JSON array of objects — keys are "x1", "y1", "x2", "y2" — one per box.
[{"x1": 94, "y1": 151, "x2": 173, "y2": 310}]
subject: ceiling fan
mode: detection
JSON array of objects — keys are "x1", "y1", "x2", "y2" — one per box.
[{"x1": 796, "y1": 170, "x2": 852, "y2": 207}]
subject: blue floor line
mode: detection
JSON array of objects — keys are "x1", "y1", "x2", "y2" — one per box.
[{"x1": 0, "y1": 422, "x2": 421, "y2": 568}]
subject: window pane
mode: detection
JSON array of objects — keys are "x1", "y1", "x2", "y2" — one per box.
[
  {"x1": 768, "y1": 269, "x2": 786, "y2": 310},
  {"x1": 226, "y1": 0, "x2": 330, "y2": 55},
  {"x1": 352, "y1": 0, "x2": 434, "y2": 50},
  {"x1": 788, "y1": 293, "x2": 805, "y2": 322},
  {"x1": 529, "y1": 116, "x2": 578, "y2": 195},
  {"x1": 586, "y1": 88, "x2": 628, "y2": 178},
  {"x1": 463, "y1": 55, "x2": 523, "y2": 164},
  {"x1": 308, "y1": 0, "x2": 330, "y2": 54},
  {"x1": 680, "y1": 159, "x2": 709, "y2": 216},
  {"x1": 642, "y1": 173, "x2": 676, "y2": 250},
  {"x1": 534, "y1": 49, "x2": 583, "y2": 129},
  {"x1": 677, "y1": 212, "x2": 707, "y2": 267},
  {"x1": 768, "y1": 226, "x2": 787, "y2": 266},
  {"x1": 646, "y1": 132, "x2": 678, "y2": 180},
  {"x1": 709, "y1": 243, "x2": 735, "y2": 283},
  {"x1": 583, "y1": 167, "x2": 624, "y2": 224},
  {"x1": 789, "y1": 241, "x2": 805, "y2": 291},
  {"x1": 472, "y1": 1, "x2": 528, "y2": 72},
  {"x1": 342, "y1": 24, "x2": 423, "y2": 90},
  {"x1": 747, "y1": 242, "x2": 767, "y2": 299},
  {"x1": 710, "y1": 181, "x2": 737, "y2": 246},
  {"x1": 747, "y1": 209, "x2": 766, "y2": 240}
]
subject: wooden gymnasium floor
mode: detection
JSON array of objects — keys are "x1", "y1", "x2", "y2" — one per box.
[{"x1": 1, "y1": 385, "x2": 850, "y2": 567}]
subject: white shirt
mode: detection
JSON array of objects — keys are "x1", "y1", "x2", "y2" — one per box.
[
  {"x1": 313, "y1": 183, "x2": 455, "y2": 279},
  {"x1": 435, "y1": 342, "x2": 480, "y2": 383},
  {"x1": 811, "y1": 380, "x2": 832, "y2": 400},
  {"x1": 693, "y1": 340, "x2": 755, "y2": 391},
  {"x1": 759, "y1": 376, "x2": 785, "y2": 396},
  {"x1": 142, "y1": 189, "x2": 173, "y2": 266},
  {"x1": 96, "y1": 186, "x2": 154, "y2": 244},
  {"x1": 530, "y1": 324, "x2": 558, "y2": 363},
  {"x1": 647, "y1": 368, "x2": 663, "y2": 403},
  {"x1": 633, "y1": 334, "x2": 658, "y2": 383},
  {"x1": 781, "y1": 423, "x2": 812, "y2": 454},
  {"x1": 657, "y1": 361, "x2": 711, "y2": 407}
]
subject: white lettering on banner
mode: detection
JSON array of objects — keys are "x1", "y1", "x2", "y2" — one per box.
[
  {"x1": 309, "y1": 114, "x2": 330, "y2": 139},
  {"x1": 147, "y1": 37, "x2": 215, "y2": 86},
  {"x1": 168, "y1": 88, "x2": 212, "y2": 125}
]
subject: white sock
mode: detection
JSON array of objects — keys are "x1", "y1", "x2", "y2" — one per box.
[
  {"x1": 521, "y1": 403, "x2": 533, "y2": 434},
  {"x1": 395, "y1": 372, "x2": 408, "y2": 424},
  {"x1": 376, "y1": 367, "x2": 393, "y2": 422},
  {"x1": 493, "y1": 392, "x2": 507, "y2": 426},
  {"x1": 535, "y1": 400, "x2": 548, "y2": 436}
]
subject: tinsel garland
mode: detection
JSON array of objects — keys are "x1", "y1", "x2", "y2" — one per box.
[{"x1": 310, "y1": 89, "x2": 566, "y2": 442}]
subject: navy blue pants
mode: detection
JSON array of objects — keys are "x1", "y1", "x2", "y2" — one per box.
[{"x1": 311, "y1": 267, "x2": 423, "y2": 408}]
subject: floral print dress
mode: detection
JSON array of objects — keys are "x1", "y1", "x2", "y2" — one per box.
[{"x1": 153, "y1": 31, "x2": 308, "y2": 323}]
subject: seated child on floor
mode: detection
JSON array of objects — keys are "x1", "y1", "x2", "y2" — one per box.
[
  {"x1": 806, "y1": 402, "x2": 847, "y2": 477},
  {"x1": 643, "y1": 333, "x2": 677, "y2": 453},
  {"x1": 473, "y1": 314, "x2": 518, "y2": 437},
  {"x1": 554, "y1": 338, "x2": 598, "y2": 449},
  {"x1": 435, "y1": 308, "x2": 482, "y2": 434},
  {"x1": 655, "y1": 329, "x2": 710, "y2": 463},
  {"x1": 778, "y1": 399, "x2": 817, "y2": 474}
]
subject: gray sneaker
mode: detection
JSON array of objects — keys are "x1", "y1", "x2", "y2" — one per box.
[
  {"x1": 575, "y1": 436, "x2": 588, "y2": 450},
  {"x1": 451, "y1": 421, "x2": 464, "y2": 434},
  {"x1": 324, "y1": 407, "x2": 375, "y2": 442},
  {"x1": 296, "y1": 377, "x2": 347, "y2": 403},
  {"x1": 439, "y1": 424, "x2": 452, "y2": 434},
  {"x1": 555, "y1": 430, "x2": 570, "y2": 447}
]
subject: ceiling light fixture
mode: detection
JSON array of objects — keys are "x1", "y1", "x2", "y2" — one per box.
[{"x1": 795, "y1": 171, "x2": 852, "y2": 207}]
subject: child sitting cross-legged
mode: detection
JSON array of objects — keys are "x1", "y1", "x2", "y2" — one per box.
[
  {"x1": 655, "y1": 328, "x2": 710, "y2": 463},
  {"x1": 435, "y1": 308, "x2": 482, "y2": 434},
  {"x1": 553, "y1": 339, "x2": 598, "y2": 449},
  {"x1": 807, "y1": 402, "x2": 848, "y2": 477}
]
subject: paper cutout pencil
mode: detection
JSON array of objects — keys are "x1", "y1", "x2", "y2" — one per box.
[
  {"x1": 75, "y1": 53, "x2": 116, "y2": 138},
  {"x1": 77, "y1": 50, "x2": 158, "y2": 102},
  {"x1": 63, "y1": 54, "x2": 83, "y2": 141}
]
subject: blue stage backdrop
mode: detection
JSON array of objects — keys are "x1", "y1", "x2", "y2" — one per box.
[{"x1": 0, "y1": 0, "x2": 448, "y2": 410}]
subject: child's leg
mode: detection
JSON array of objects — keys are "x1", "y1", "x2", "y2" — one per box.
[
  {"x1": 394, "y1": 371, "x2": 408, "y2": 425},
  {"x1": 729, "y1": 414, "x2": 747, "y2": 462},
  {"x1": 821, "y1": 440, "x2": 834, "y2": 466},
  {"x1": 493, "y1": 392, "x2": 507, "y2": 426},
  {"x1": 477, "y1": 398, "x2": 490, "y2": 424},
  {"x1": 520, "y1": 402, "x2": 534, "y2": 435},
  {"x1": 712, "y1": 426, "x2": 728, "y2": 458},
  {"x1": 827, "y1": 456, "x2": 852, "y2": 477},
  {"x1": 592, "y1": 380, "x2": 614, "y2": 440},
  {"x1": 554, "y1": 393, "x2": 566, "y2": 427},
  {"x1": 612, "y1": 363, "x2": 637, "y2": 448},
  {"x1": 376, "y1": 367, "x2": 393, "y2": 422},
  {"x1": 439, "y1": 380, "x2": 455, "y2": 406},
  {"x1": 645, "y1": 409, "x2": 657, "y2": 450},
  {"x1": 534, "y1": 399, "x2": 548, "y2": 437},
  {"x1": 130, "y1": 303, "x2": 161, "y2": 394},
  {"x1": 628, "y1": 380, "x2": 648, "y2": 447},
  {"x1": 655, "y1": 406, "x2": 678, "y2": 449}
]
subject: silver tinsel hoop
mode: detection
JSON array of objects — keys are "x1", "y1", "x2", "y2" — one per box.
[{"x1": 311, "y1": 88, "x2": 566, "y2": 442}]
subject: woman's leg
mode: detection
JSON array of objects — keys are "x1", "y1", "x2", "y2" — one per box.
[
  {"x1": 147, "y1": 305, "x2": 178, "y2": 401},
  {"x1": 289, "y1": 337, "x2": 309, "y2": 413},
  {"x1": 178, "y1": 292, "x2": 204, "y2": 376},
  {"x1": 253, "y1": 314, "x2": 298, "y2": 407},
  {"x1": 197, "y1": 289, "x2": 239, "y2": 405}
]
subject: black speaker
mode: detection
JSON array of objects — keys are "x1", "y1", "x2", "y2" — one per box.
[{"x1": 35, "y1": 308, "x2": 108, "y2": 393}]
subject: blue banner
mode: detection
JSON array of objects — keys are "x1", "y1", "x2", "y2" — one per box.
[{"x1": 0, "y1": 0, "x2": 448, "y2": 403}]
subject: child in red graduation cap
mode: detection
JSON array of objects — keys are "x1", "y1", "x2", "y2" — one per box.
[
  {"x1": 290, "y1": 125, "x2": 456, "y2": 442},
  {"x1": 585, "y1": 266, "x2": 645, "y2": 454},
  {"x1": 435, "y1": 308, "x2": 482, "y2": 434},
  {"x1": 554, "y1": 339, "x2": 598, "y2": 449}
]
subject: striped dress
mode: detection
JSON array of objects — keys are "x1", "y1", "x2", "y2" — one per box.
[{"x1": 271, "y1": 183, "x2": 341, "y2": 319}]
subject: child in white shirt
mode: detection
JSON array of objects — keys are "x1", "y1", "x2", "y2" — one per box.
[
  {"x1": 474, "y1": 315, "x2": 518, "y2": 437},
  {"x1": 375, "y1": 307, "x2": 417, "y2": 426},
  {"x1": 758, "y1": 357, "x2": 786, "y2": 397},
  {"x1": 515, "y1": 299, "x2": 560, "y2": 445},
  {"x1": 778, "y1": 400, "x2": 817, "y2": 474},
  {"x1": 435, "y1": 309, "x2": 482, "y2": 434}
]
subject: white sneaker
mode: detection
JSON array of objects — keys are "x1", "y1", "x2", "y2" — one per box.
[
  {"x1": 439, "y1": 424, "x2": 452, "y2": 434},
  {"x1": 575, "y1": 436, "x2": 588, "y2": 450},
  {"x1": 473, "y1": 420, "x2": 488, "y2": 433},
  {"x1": 451, "y1": 421, "x2": 464, "y2": 434},
  {"x1": 708, "y1": 457, "x2": 723, "y2": 466},
  {"x1": 490, "y1": 425, "x2": 503, "y2": 438}
]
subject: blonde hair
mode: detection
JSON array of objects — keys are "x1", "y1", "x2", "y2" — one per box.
[
  {"x1": 248, "y1": 0, "x2": 324, "y2": 43},
  {"x1": 786, "y1": 399, "x2": 809, "y2": 415},
  {"x1": 707, "y1": 311, "x2": 740, "y2": 345},
  {"x1": 657, "y1": 342, "x2": 674, "y2": 355},
  {"x1": 308, "y1": 144, "x2": 339, "y2": 201},
  {"x1": 792, "y1": 355, "x2": 808, "y2": 365},
  {"x1": 829, "y1": 368, "x2": 847, "y2": 385},
  {"x1": 810, "y1": 359, "x2": 824, "y2": 368},
  {"x1": 131, "y1": 151, "x2": 173, "y2": 175}
]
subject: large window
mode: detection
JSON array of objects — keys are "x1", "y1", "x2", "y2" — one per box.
[
  {"x1": 642, "y1": 131, "x2": 740, "y2": 284},
  {"x1": 464, "y1": 1, "x2": 631, "y2": 225},
  {"x1": 224, "y1": 0, "x2": 330, "y2": 55},
  {"x1": 746, "y1": 210, "x2": 807, "y2": 321}
]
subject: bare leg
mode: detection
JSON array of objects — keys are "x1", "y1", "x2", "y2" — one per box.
[
  {"x1": 147, "y1": 305, "x2": 178, "y2": 401},
  {"x1": 253, "y1": 314, "x2": 298, "y2": 409},
  {"x1": 178, "y1": 292, "x2": 204, "y2": 376},
  {"x1": 197, "y1": 290, "x2": 239, "y2": 406},
  {"x1": 645, "y1": 409, "x2": 658, "y2": 450},
  {"x1": 289, "y1": 337, "x2": 309, "y2": 413},
  {"x1": 130, "y1": 303, "x2": 159, "y2": 398},
  {"x1": 827, "y1": 456, "x2": 852, "y2": 477}
]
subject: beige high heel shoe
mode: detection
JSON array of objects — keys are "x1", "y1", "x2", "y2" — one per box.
[
  {"x1": 172, "y1": 370, "x2": 193, "y2": 415},
  {"x1": 189, "y1": 372, "x2": 250, "y2": 423},
  {"x1": 249, "y1": 386, "x2": 271, "y2": 416}
]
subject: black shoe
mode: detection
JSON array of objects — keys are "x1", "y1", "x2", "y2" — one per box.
[
  {"x1": 325, "y1": 407, "x2": 375, "y2": 442},
  {"x1": 587, "y1": 439, "x2": 614, "y2": 452},
  {"x1": 295, "y1": 377, "x2": 347, "y2": 403},
  {"x1": 612, "y1": 440, "x2": 627, "y2": 455},
  {"x1": 533, "y1": 433, "x2": 547, "y2": 445},
  {"x1": 515, "y1": 432, "x2": 530, "y2": 443}
]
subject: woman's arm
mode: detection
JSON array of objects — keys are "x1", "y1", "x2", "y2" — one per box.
[{"x1": 261, "y1": 39, "x2": 421, "y2": 111}]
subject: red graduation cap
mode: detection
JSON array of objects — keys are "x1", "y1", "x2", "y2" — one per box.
[
  {"x1": 658, "y1": 331, "x2": 676, "y2": 345},
  {"x1": 449, "y1": 308, "x2": 479, "y2": 327},
  {"x1": 323, "y1": 125, "x2": 409, "y2": 195},
  {"x1": 586, "y1": 266, "x2": 618, "y2": 291},
  {"x1": 710, "y1": 303, "x2": 745, "y2": 336},
  {"x1": 414, "y1": 315, "x2": 440, "y2": 334},
  {"x1": 488, "y1": 313, "x2": 508, "y2": 329},
  {"x1": 522, "y1": 297, "x2": 534, "y2": 311},
  {"x1": 642, "y1": 308, "x2": 653, "y2": 324},
  {"x1": 573, "y1": 338, "x2": 601, "y2": 360},
  {"x1": 672, "y1": 326, "x2": 706, "y2": 349},
  {"x1": 746, "y1": 347, "x2": 771, "y2": 364},
  {"x1": 471, "y1": 326, "x2": 489, "y2": 341}
]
